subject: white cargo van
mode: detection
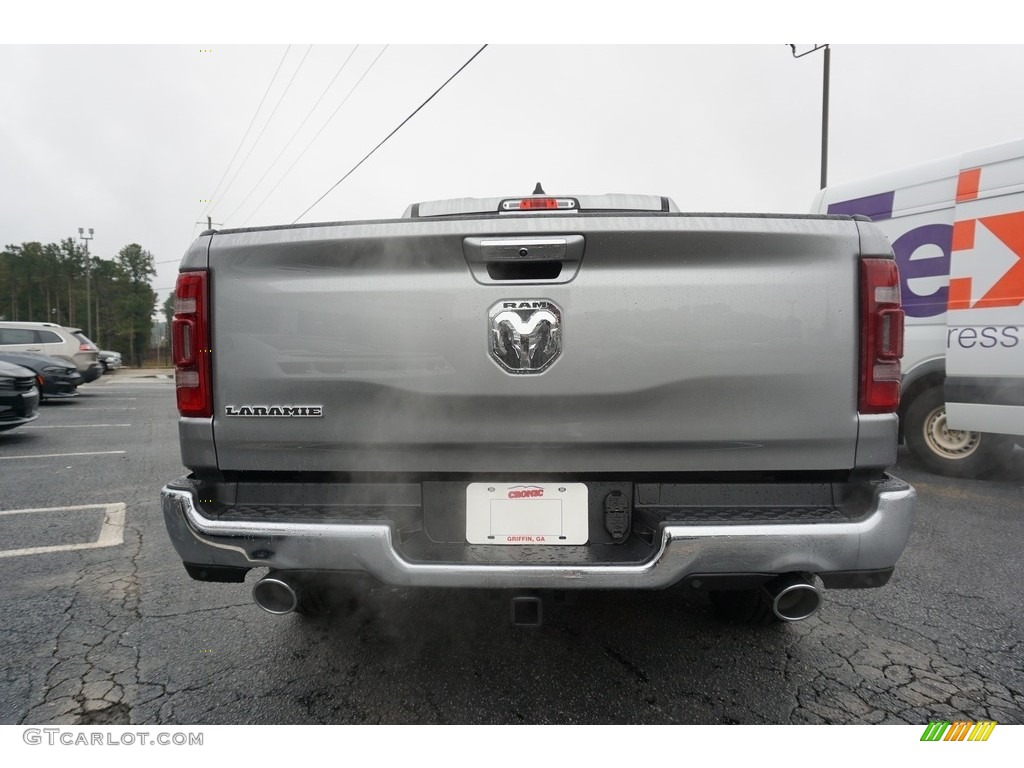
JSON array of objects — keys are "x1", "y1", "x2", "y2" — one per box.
[{"x1": 812, "y1": 138, "x2": 1024, "y2": 477}]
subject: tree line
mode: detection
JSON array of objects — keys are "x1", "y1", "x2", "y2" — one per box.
[{"x1": 1, "y1": 238, "x2": 157, "y2": 366}]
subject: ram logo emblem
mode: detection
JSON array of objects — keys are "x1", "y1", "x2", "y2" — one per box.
[{"x1": 488, "y1": 300, "x2": 562, "y2": 374}]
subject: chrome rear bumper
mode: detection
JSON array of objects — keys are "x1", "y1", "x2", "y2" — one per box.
[{"x1": 161, "y1": 476, "x2": 915, "y2": 590}]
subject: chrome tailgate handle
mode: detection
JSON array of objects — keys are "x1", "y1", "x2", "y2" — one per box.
[{"x1": 463, "y1": 235, "x2": 584, "y2": 283}]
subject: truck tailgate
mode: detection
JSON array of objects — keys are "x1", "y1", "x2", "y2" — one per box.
[{"x1": 203, "y1": 215, "x2": 862, "y2": 474}]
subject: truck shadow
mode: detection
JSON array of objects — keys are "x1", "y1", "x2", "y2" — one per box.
[
  {"x1": 155, "y1": 554, "x2": 1006, "y2": 726},
  {"x1": 251, "y1": 580, "x2": 824, "y2": 724}
]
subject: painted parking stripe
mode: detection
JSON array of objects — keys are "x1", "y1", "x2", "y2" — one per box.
[
  {"x1": 0, "y1": 503, "x2": 126, "y2": 558},
  {"x1": 85, "y1": 391, "x2": 169, "y2": 395},
  {"x1": 0, "y1": 451, "x2": 127, "y2": 461},
  {"x1": 22, "y1": 424, "x2": 132, "y2": 429},
  {"x1": 62, "y1": 407, "x2": 137, "y2": 410}
]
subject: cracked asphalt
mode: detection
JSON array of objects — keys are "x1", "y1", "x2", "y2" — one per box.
[{"x1": 0, "y1": 372, "x2": 1021, "y2": 725}]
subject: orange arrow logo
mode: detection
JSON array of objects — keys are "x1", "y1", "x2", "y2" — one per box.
[
  {"x1": 975, "y1": 211, "x2": 1024, "y2": 309},
  {"x1": 948, "y1": 210, "x2": 1024, "y2": 310}
]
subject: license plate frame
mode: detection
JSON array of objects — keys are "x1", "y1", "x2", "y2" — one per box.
[{"x1": 465, "y1": 482, "x2": 588, "y2": 545}]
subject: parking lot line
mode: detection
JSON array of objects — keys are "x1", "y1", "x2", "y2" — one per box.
[
  {"x1": 63, "y1": 407, "x2": 138, "y2": 411},
  {"x1": 22, "y1": 424, "x2": 132, "y2": 429},
  {"x1": 0, "y1": 503, "x2": 126, "y2": 558},
  {"x1": 94, "y1": 384, "x2": 173, "y2": 388},
  {"x1": 86, "y1": 391, "x2": 169, "y2": 395},
  {"x1": 0, "y1": 450, "x2": 127, "y2": 460}
]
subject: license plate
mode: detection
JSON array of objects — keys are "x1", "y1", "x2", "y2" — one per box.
[{"x1": 466, "y1": 483, "x2": 588, "y2": 545}]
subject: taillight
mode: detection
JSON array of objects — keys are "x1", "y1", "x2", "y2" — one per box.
[
  {"x1": 859, "y1": 259, "x2": 905, "y2": 414},
  {"x1": 519, "y1": 198, "x2": 558, "y2": 210},
  {"x1": 500, "y1": 197, "x2": 577, "y2": 211},
  {"x1": 172, "y1": 271, "x2": 211, "y2": 418}
]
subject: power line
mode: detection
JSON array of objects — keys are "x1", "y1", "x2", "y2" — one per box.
[
  {"x1": 222, "y1": 45, "x2": 361, "y2": 226},
  {"x1": 214, "y1": 45, "x2": 314, "y2": 219},
  {"x1": 240, "y1": 45, "x2": 389, "y2": 227},
  {"x1": 293, "y1": 44, "x2": 488, "y2": 224},
  {"x1": 201, "y1": 46, "x2": 291, "y2": 222},
  {"x1": 188, "y1": 46, "x2": 292, "y2": 243}
]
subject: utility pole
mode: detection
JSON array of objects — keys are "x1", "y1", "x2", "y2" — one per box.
[
  {"x1": 789, "y1": 44, "x2": 831, "y2": 190},
  {"x1": 78, "y1": 227, "x2": 94, "y2": 338},
  {"x1": 821, "y1": 45, "x2": 830, "y2": 189},
  {"x1": 197, "y1": 216, "x2": 223, "y2": 232}
]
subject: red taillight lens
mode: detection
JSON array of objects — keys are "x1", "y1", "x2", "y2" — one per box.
[
  {"x1": 172, "y1": 271, "x2": 211, "y2": 418},
  {"x1": 859, "y1": 259, "x2": 905, "y2": 414},
  {"x1": 519, "y1": 197, "x2": 559, "y2": 210},
  {"x1": 500, "y1": 197, "x2": 577, "y2": 211}
]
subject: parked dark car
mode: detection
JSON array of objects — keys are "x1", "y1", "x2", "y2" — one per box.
[
  {"x1": 0, "y1": 359, "x2": 40, "y2": 432},
  {"x1": 0, "y1": 352, "x2": 81, "y2": 400}
]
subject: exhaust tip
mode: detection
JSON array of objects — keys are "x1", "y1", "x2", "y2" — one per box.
[
  {"x1": 252, "y1": 576, "x2": 298, "y2": 615},
  {"x1": 765, "y1": 574, "x2": 822, "y2": 622}
]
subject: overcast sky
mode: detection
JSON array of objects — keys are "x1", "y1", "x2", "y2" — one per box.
[{"x1": 2, "y1": 35, "x2": 1023, "y2": 307}]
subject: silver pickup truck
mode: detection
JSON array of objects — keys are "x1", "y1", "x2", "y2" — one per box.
[{"x1": 161, "y1": 192, "x2": 915, "y2": 626}]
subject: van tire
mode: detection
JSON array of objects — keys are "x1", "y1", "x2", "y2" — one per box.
[{"x1": 904, "y1": 386, "x2": 1013, "y2": 478}]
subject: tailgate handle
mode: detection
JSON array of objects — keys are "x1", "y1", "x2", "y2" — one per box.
[
  {"x1": 463, "y1": 236, "x2": 585, "y2": 284},
  {"x1": 470, "y1": 237, "x2": 574, "y2": 262}
]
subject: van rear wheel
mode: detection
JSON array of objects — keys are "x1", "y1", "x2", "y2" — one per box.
[{"x1": 904, "y1": 386, "x2": 1013, "y2": 478}]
